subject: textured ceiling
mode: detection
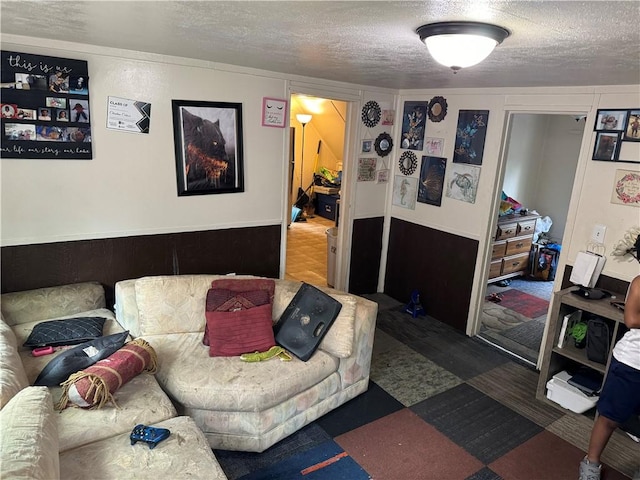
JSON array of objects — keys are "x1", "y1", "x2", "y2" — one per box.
[{"x1": 1, "y1": 1, "x2": 639, "y2": 90}]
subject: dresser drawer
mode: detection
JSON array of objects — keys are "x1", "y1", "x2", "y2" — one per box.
[
  {"x1": 501, "y1": 253, "x2": 529, "y2": 275},
  {"x1": 517, "y1": 219, "x2": 537, "y2": 236},
  {"x1": 489, "y1": 259, "x2": 503, "y2": 278},
  {"x1": 491, "y1": 241, "x2": 507, "y2": 259},
  {"x1": 505, "y1": 236, "x2": 532, "y2": 256},
  {"x1": 496, "y1": 222, "x2": 518, "y2": 240}
]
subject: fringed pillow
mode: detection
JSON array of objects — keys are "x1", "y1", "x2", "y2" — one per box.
[{"x1": 56, "y1": 338, "x2": 157, "y2": 410}]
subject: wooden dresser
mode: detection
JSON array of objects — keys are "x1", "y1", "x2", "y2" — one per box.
[{"x1": 489, "y1": 212, "x2": 540, "y2": 283}]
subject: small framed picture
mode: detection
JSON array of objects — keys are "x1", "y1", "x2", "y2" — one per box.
[
  {"x1": 46, "y1": 97, "x2": 67, "y2": 109},
  {"x1": 623, "y1": 110, "x2": 640, "y2": 141},
  {"x1": 424, "y1": 137, "x2": 444, "y2": 156},
  {"x1": 381, "y1": 110, "x2": 395, "y2": 125},
  {"x1": 357, "y1": 157, "x2": 377, "y2": 182},
  {"x1": 38, "y1": 107, "x2": 52, "y2": 121},
  {"x1": 376, "y1": 169, "x2": 390, "y2": 184},
  {"x1": 261, "y1": 97, "x2": 287, "y2": 128},
  {"x1": 362, "y1": 139, "x2": 372, "y2": 153},
  {"x1": 592, "y1": 132, "x2": 621, "y2": 161},
  {"x1": 1, "y1": 104, "x2": 17, "y2": 118},
  {"x1": 594, "y1": 109, "x2": 627, "y2": 132}
]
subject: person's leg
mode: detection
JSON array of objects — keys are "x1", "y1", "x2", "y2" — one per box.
[{"x1": 586, "y1": 414, "x2": 619, "y2": 464}]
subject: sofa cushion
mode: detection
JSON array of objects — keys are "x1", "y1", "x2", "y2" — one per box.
[
  {"x1": 207, "y1": 304, "x2": 276, "y2": 356},
  {"x1": 273, "y1": 285, "x2": 356, "y2": 358},
  {"x1": 0, "y1": 386, "x2": 59, "y2": 479},
  {"x1": 0, "y1": 317, "x2": 29, "y2": 408},
  {"x1": 53, "y1": 373, "x2": 177, "y2": 453},
  {"x1": 59, "y1": 416, "x2": 227, "y2": 480},
  {"x1": 144, "y1": 332, "x2": 339, "y2": 412},
  {"x1": 1, "y1": 282, "x2": 105, "y2": 327},
  {"x1": 34, "y1": 331, "x2": 129, "y2": 386},
  {"x1": 23, "y1": 316, "x2": 106, "y2": 348},
  {"x1": 134, "y1": 275, "x2": 220, "y2": 335}
]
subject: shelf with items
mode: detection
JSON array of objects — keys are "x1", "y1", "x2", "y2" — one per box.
[{"x1": 536, "y1": 286, "x2": 626, "y2": 411}]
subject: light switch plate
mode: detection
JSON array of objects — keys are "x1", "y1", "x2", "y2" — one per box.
[{"x1": 591, "y1": 224, "x2": 606, "y2": 243}]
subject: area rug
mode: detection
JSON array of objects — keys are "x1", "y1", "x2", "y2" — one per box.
[{"x1": 498, "y1": 289, "x2": 549, "y2": 319}]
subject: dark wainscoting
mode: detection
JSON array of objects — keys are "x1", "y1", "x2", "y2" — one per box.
[
  {"x1": 348, "y1": 216, "x2": 384, "y2": 295},
  {"x1": 384, "y1": 217, "x2": 478, "y2": 332},
  {"x1": 1, "y1": 225, "x2": 281, "y2": 308}
]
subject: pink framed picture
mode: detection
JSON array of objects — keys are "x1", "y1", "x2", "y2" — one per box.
[{"x1": 262, "y1": 97, "x2": 288, "y2": 128}]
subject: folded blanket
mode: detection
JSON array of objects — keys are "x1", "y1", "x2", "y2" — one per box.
[{"x1": 56, "y1": 338, "x2": 157, "y2": 410}]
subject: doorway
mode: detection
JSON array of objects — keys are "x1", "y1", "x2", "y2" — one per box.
[
  {"x1": 478, "y1": 113, "x2": 585, "y2": 365},
  {"x1": 285, "y1": 94, "x2": 347, "y2": 288}
]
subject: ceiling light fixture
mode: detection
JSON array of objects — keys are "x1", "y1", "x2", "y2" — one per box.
[{"x1": 416, "y1": 21, "x2": 510, "y2": 73}]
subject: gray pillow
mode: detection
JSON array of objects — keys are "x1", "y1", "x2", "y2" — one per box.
[
  {"x1": 23, "y1": 317, "x2": 106, "y2": 348},
  {"x1": 34, "y1": 331, "x2": 129, "y2": 386}
]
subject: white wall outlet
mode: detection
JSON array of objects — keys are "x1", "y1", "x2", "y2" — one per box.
[{"x1": 591, "y1": 224, "x2": 606, "y2": 243}]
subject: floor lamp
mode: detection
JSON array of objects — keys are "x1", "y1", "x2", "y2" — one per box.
[{"x1": 296, "y1": 113, "x2": 312, "y2": 191}]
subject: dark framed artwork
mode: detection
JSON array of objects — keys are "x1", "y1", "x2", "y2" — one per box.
[
  {"x1": 172, "y1": 100, "x2": 244, "y2": 196},
  {"x1": 453, "y1": 110, "x2": 489, "y2": 165},
  {"x1": 592, "y1": 131, "x2": 621, "y2": 161},
  {"x1": 417, "y1": 155, "x2": 447, "y2": 206},
  {"x1": 400, "y1": 101, "x2": 427, "y2": 150},
  {"x1": 623, "y1": 109, "x2": 640, "y2": 141},
  {"x1": 594, "y1": 109, "x2": 627, "y2": 132}
]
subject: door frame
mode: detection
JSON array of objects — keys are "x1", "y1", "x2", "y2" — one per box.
[
  {"x1": 281, "y1": 81, "x2": 361, "y2": 291},
  {"x1": 467, "y1": 98, "x2": 598, "y2": 369}
]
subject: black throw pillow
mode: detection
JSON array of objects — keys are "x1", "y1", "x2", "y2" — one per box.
[
  {"x1": 34, "y1": 331, "x2": 129, "y2": 386},
  {"x1": 23, "y1": 317, "x2": 106, "y2": 348}
]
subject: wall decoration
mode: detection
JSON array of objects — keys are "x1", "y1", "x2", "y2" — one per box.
[
  {"x1": 381, "y1": 109, "x2": 395, "y2": 125},
  {"x1": 376, "y1": 169, "x2": 390, "y2": 184},
  {"x1": 398, "y1": 151, "x2": 417, "y2": 175},
  {"x1": 453, "y1": 110, "x2": 489, "y2": 165},
  {"x1": 361, "y1": 100, "x2": 381, "y2": 128},
  {"x1": 400, "y1": 101, "x2": 427, "y2": 150},
  {"x1": 374, "y1": 132, "x2": 393, "y2": 157},
  {"x1": 362, "y1": 139, "x2": 373, "y2": 153},
  {"x1": 594, "y1": 109, "x2": 627, "y2": 132},
  {"x1": 417, "y1": 156, "x2": 447, "y2": 206},
  {"x1": 424, "y1": 137, "x2": 444, "y2": 156},
  {"x1": 107, "y1": 96, "x2": 151, "y2": 134},
  {"x1": 592, "y1": 132, "x2": 621, "y2": 161},
  {"x1": 392, "y1": 175, "x2": 417, "y2": 210},
  {"x1": 446, "y1": 163, "x2": 480, "y2": 204},
  {"x1": 1, "y1": 50, "x2": 92, "y2": 159},
  {"x1": 357, "y1": 157, "x2": 377, "y2": 182},
  {"x1": 427, "y1": 96, "x2": 448, "y2": 122},
  {"x1": 623, "y1": 109, "x2": 640, "y2": 141},
  {"x1": 261, "y1": 97, "x2": 287, "y2": 128},
  {"x1": 611, "y1": 169, "x2": 640, "y2": 207},
  {"x1": 172, "y1": 100, "x2": 244, "y2": 196}
]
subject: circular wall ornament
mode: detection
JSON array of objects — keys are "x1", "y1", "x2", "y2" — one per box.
[
  {"x1": 427, "y1": 96, "x2": 448, "y2": 122},
  {"x1": 361, "y1": 101, "x2": 381, "y2": 128},
  {"x1": 374, "y1": 132, "x2": 393, "y2": 157},
  {"x1": 398, "y1": 151, "x2": 417, "y2": 175}
]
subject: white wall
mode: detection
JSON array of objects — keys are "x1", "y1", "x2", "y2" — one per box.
[{"x1": 1, "y1": 39, "x2": 290, "y2": 246}]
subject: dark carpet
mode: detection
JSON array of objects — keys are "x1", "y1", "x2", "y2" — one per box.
[{"x1": 213, "y1": 293, "x2": 635, "y2": 479}]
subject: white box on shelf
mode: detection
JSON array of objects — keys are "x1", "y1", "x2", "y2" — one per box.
[{"x1": 546, "y1": 370, "x2": 598, "y2": 413}]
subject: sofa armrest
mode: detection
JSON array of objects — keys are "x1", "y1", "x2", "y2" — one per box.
[
  {"x1": 335, "y1": 295, "x2": 378, "y2": 388},
  {"x1": 114, "y1": 279, "x2": 142, "y2": 337},
  {"x1": 1, "y1": 282, "x2": 106, "y2": 327}
]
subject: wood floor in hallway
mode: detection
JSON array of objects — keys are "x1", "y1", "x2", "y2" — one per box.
[{"x1": 285, "y1": 214, "x2": 335, "y2": 288}]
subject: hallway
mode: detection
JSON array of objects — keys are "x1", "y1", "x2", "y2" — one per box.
[{"x1": 285, "y1": 215, "x2": 335, "y2": 287}]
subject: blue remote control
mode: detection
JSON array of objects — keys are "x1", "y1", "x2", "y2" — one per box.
[{"x1": 130, "y1": 424, "x2": 170, "y2": 449}]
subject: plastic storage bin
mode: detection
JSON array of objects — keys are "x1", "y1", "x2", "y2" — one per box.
[
  {"x1": 546, "y1": 370, "x2": 598, "y2": 413},
  {"x1": 326, "y1": 227, "x2": 338, "y2": 287}
]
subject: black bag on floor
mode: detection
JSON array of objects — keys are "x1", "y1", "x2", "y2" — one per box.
[{"x1": 586, "y1": 318, "x2": 611, "y2": 365}]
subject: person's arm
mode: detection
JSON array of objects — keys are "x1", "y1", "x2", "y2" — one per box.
[{"x1": 624, "y1": 275, "x2": 640, "y2": 329}]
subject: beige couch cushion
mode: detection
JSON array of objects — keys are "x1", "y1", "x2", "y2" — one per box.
[
  {"x1": 0, "y1": 317, "x2": 29, "y2": 408},
  {"x1": 134, "y1": 275, "x2": 219, "y2": 335},
  {"x1": 273, "y1": 284, "x2": 356, "y2": 358},
  {"x1": 145, "y1": 332, "x2": 339, "y2": 412},
  {"x1": 0, "y1": 386, "x2": 60, "y2": 480},
  {"x1": 1, "y1": 282, "x2": 105, "y2": 326},
  {"x1": 59, "y1": 416, "x2": 227, "y2": 480}
]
